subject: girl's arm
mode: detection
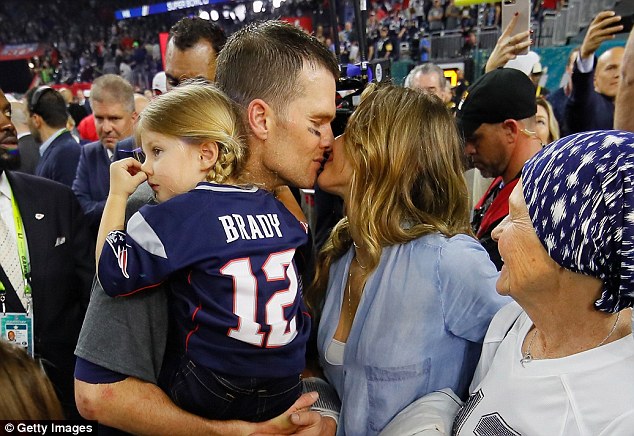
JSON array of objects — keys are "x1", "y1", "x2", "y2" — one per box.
[{"x1": 96, "y1": 158, "x2": 147, "y2": 268}]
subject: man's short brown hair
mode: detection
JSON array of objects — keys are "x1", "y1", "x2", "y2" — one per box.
[{"x1": 216, "y1": 20, "x2": 339, "y2": 116}]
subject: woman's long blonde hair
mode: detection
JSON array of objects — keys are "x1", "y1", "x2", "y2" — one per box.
[
  {"x1": 0, "y1": 341, "x2": 64, "y2": 419},
  {"x1": 134, "y1": 79, "x2": 247, "y2": 184},
  {"x1": 307, "y1": 83, "x2": 471, "y2": 317}
]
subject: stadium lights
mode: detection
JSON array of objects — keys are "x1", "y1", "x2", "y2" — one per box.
[
  {"x1": 198, "y1": 10, "x2": 210, "y2": 20},
  {"x1": 234, "y1": 4, "x2": 246, "y2": 22},
  {"x1": 210, "y1": 10, "x2": 219, "y2": 21},
  {"x1": 272, "y1": 0, "x2": 283, "y2": 9},
  {"x1": 253, "y1": 0, "x2": 263, "y2": 13}
]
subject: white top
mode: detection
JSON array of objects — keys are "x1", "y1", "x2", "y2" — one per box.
[
  {"x1": 453, "y1": 303, "x2": 634, "y2": 436},
  {"x1": 325, "y1": 338, "x2": 345, "y2": 366},
  {"x1": 0, "y1": 173, "x2": 16, "y2": 237}
]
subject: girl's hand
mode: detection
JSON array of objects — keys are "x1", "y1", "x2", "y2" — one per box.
[{"x1": 109, "y1": 157, "x2": 148, "y2": 198}]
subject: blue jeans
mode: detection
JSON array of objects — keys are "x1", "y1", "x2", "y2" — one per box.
[{"x1": 169, "y1": 357, "x2": 302, "y2": 422}]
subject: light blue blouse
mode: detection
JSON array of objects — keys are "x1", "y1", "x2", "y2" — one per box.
[{"x1": 317, "y1": 233, "x2": 509, "y2": 435}]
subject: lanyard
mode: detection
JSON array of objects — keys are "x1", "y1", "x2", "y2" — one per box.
[{"x1": 0, "y1": 188, "x2": 32, "y2": 314}]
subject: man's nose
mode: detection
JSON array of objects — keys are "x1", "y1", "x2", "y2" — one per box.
[{"x1": 321, "y1": 124, "x2": 335, "y2": 150}]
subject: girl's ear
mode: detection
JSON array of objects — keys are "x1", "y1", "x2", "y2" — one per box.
[{"x1": 199, "y1": 141, "x2": 219, "y2": 171}]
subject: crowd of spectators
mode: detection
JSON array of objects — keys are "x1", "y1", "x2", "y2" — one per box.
[{"x1": 0, "y1": 0, "x2": 566, "y2": 94}]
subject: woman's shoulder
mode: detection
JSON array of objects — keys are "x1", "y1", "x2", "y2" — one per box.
[
  {"x1": 403, "y1": 232, "x2": 477, "y2": 251},
  {"x1": 484, "y1": 301, "x2": 526, "y2": 343}
]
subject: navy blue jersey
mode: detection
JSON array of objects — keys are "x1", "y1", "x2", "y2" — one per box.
[{"x1": 98, "y1": 183, "x2": 310, "y2": 378}]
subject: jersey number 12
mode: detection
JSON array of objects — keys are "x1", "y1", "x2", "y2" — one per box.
[{"x1": 220, "y1": 249, "x2": 298, "y2": 348}]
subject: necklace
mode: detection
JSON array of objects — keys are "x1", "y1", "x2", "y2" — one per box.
[
  {"x1": 354, "y1": 255, "x2": 367, "y2": 269},
  {"x1": 520, "y1": 311, "x2": 621, "y2": 367},
  {"x1": 347, "y1": 271, "x2": 353, "y2": 322},
  {"x1": 352, "y1": 241, "x2": 367, "y2": 269}
]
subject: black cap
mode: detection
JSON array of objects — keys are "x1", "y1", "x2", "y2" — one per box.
[{"x1": 456, "y1": 68, "x2": 537, "y2": 139}]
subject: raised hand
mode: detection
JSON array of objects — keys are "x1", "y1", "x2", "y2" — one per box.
[
  {"x1": 581, "y1": 11, "x2": 623, "y2": 59},
  {"x1": 485, "y1": 13, "x2": 532, "y2": 73}
]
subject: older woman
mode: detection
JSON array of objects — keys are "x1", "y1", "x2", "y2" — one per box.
[
  {"x1": 455, "y1": 129, "x2": 634, "y2": 434},
  {"x1": 384, "y1": 130, "x2": 634, "y2": 435},
  {"x1": 305, "y1": 83, "x2": 508, "y2": 435}
]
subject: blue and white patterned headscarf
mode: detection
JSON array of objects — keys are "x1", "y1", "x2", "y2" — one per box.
[{"x1": 522, "y1": 130, "x2": 634, "y2": 313}]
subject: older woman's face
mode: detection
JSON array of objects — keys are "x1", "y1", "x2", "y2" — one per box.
[
  {"x1": 317, "y1": 134, "x2": 353, "y2": 199},
  {"x1": 535, "y1": 104, "x2": 551, "y2": 145},
  {"x1": 491, "y1": 180, "x2": 560, "y2": 299}
]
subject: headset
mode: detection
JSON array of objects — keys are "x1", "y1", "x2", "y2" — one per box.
[{"x1": 27, "y1": 86, "x2": 54, "y2": 115}]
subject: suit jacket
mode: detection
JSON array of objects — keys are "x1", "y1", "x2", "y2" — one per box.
[
  {"x1": 565, "y1": 60, "x2": 615, "y2": 134},
  {"x1": 16, "y1": 133, "x2": 40, "y2": 175},
  {"x1": 2, "y1": 171, "x2": 94, "y2": 419},
  {"x1": 72, "y1": 140, "x2": 111, "y2": 236},
  {"x1": 35, "y1": 130, "x2": 80, "y2": 187}
]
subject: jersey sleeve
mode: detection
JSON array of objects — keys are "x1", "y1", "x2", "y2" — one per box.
[
  {"x1": 98, "y1": 207, "x2": 179, "y2": 297},
  {"x1": 437, "y1": 235, "x2": 511, "y2": 343}
]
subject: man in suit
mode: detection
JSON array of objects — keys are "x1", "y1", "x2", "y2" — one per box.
[
  {"x1": 566, "y1": 11, "x2": 624, "y2": 133},
  {"x1": 25, "y1": 86, "x2": 80, "y2": 187},
  {"x1": 72, "y1": 75, "x2": 136, "y2": 237},
  {"x1": 9, "y1": 100, "x2": 39, "y2": 174},
  {"x1": 0, "y1": 88, "x2": 94, "y2": 418}
]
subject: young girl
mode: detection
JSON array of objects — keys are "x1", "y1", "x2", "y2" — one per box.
[{"x1": 96, "y1": 81, "x2": 310, "y2": 422}]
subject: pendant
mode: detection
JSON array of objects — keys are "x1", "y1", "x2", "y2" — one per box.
[{"x1": 520, "y1": 352, "x2": 532, "y2": 367}]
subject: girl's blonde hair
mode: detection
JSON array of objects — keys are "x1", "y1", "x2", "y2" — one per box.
[
  {"x1": 0, "y1": 341, "x2": 64, "y2": 419},
  {"x1": 135, "y1": 79, "x2": 246, "y2": 183},
  {"x1": 307, "y1": 83, "x2": 471, "y2": 317}
]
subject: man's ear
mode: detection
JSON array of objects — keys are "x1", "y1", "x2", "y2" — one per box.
[
  {"x1": 30, "y1": 113, "x2": 42, "y2": 129},
  {"x1": 247, "y1": 98, "x2": 271, "y2": 141},
  {"x1": 199, "y1": 141, "x2": 219, "y2": 171},
  {"x1": 502, "y1": 119, "x2": 521, "y2": 142}
]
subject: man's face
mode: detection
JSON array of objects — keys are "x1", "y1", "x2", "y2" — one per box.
[
  {"x1": 463, "y1": 123, "x2": 511, "y2": 179},
  {"x1": 594, "y1": 47, "x2": 624, "y2": 98},
  {"x1": 0, "y1": 90, "x2": 20, "y2": 171},
  {"x1": 26, "y1": 114, "x2": 41, "y2": 143},
  {"x1": 92, "y1": 99, "x2": 136, "y2": 150},
  {"x1": 164, "y1": 39, "x2": 217, "y2": 91},
  {"x1": 263, "y1": 64, "x2": 337, "y2": 189},
  {"x1": 410, "y1": 72, "x2": 448, "y2": 102}
]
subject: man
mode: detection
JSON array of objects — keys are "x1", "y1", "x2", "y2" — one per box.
[
  {"x1": 374, "y1": 26, "x2": 394, "y2": 60},
  {"x1": 566, "y1": 10, "x2": 624, "y2": 133},
  {"x1": 74, "y1": 20, "x2": 335, "y2": 434},
  {"x1": 9, "y1": 101, "x2": 39, "y2": 174},
  {"x1": 59, "y1": 87, "x2": 88, "y2": 126},
  {"x1": 404, "y1": 62, "x2": 451, "y2": 104},
  {"x1": 164, "y1": 16, "x2": 226, "y2": 91},
  {"x1": 113, "y1": 16, "x2": 227, "y2": 161},
  {"x1": 0, "y1": 88, "x2": 93, "y2": 419},
  {"x1": 72, "y1": 75, "x2": 136, "y2": 237},
  {"x1": 547, "y1": 47, "x2": 579, "y2": 137},
  {"x1": 615, "y1": 24, "x2": 634, "y2": 131},
  {"x1": 26, "y1": 86, "x2": 80, "y2": 187},
  {"x1": 457, "y1": 68, "x2": 543, "y2": 270}
]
